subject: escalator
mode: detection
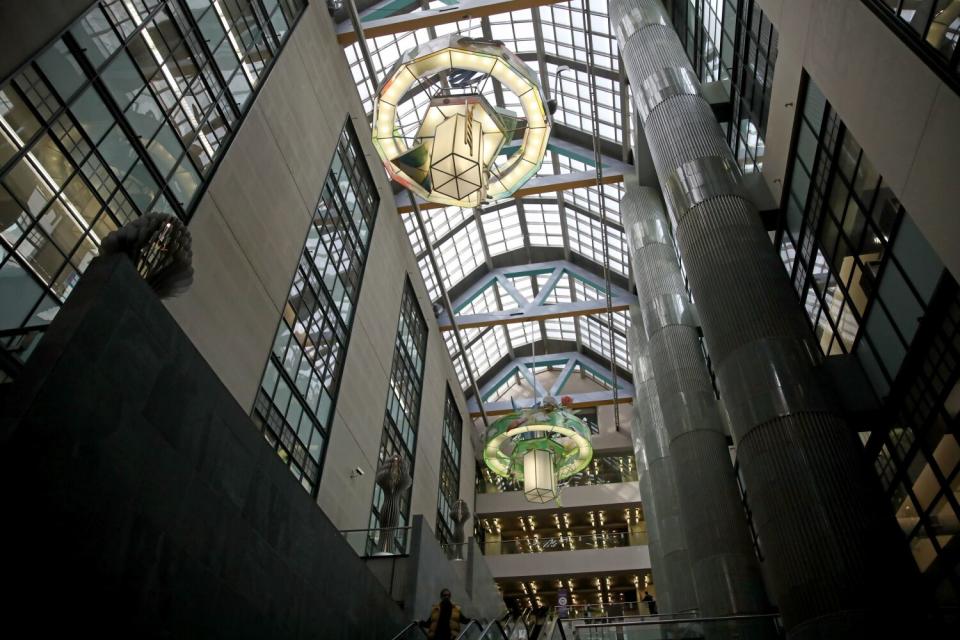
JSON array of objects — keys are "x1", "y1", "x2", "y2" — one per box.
[{"x1": 389, "y1": 610, "x2": 517, "y2": 640}]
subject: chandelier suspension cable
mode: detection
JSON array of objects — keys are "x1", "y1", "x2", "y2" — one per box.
[
  {"x1": 346, "y1": 3, "x2": 491, "y2": 427},
  {"x1": 531, "y1": 331, "x2": 537, "y2": 405},
  {"x1": 582, "y1": 0, "x2": 621, "y2": 432}
]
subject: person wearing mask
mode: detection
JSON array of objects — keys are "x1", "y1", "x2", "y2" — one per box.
[{"x1": 420, "y1": 588, "x2": 471, "y2": 640}]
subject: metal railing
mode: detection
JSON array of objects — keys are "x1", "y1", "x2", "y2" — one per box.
[
  {"x1": 455, "y1": 618, "x2": 510, "y2": 640},
  {"x1": 482, "y1": 531, "x2": 646, "y2": 555},
  {"x1": 565, "y1": 612, "x2": 784, "y2": 640},
  {"x1": 478, "y1": 456, "x2": 638, "y2": 494},
  {"x1": 340, "y1": 525, "x2": 412, "y2": 557},
  {"x1": 440, "y1": 541, "x2": 469, "y2": 560},
  {"x1": 389, "y1": 621, "x2": 429, "y2": 640},
  {"x1": 556, "y1": 602, "x2": 688, "y2": 621}
]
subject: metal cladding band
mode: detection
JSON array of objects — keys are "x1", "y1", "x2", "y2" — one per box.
[
  {"x1": 717, "y1": 336, "x2": 832, "y2": 431},
  {"x1": 614, "y1": 4, "x2": 667, "y2": 43},
  {"x1": 633, "y1": 415, "x2": 670, "y2": 608},
  {"x1": 636, "y1": 67, "x2": 700, "y2": 122},
  {"x1": 664, "y1": 155, "x2": 745, "y2": 225},
  {"x1": 613, "y1": 0, "x2": 922, "y2": 634},
  {"x1": 639, "y1": 292, "x2": 697, "y2": 341},
  {"x1": 629, "y1": 320, "x2": 695, "y2": 613},
  {"x1": 624, "y1": 183, "x2": 767, "y2": 616}
]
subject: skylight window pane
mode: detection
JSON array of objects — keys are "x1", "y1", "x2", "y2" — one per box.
[
  {"x1": 566, "y1": 209, "x2": 628, "y2": 276},
  {"x1": 417, "y1": 255, "x2": 440, "y2": 301},
  {"x1": 573, "y1": 275, "x2": 604, "y2": 301},
  {"x1": 403, "y1": 214, "x2": 425, "y2": 256},
  {"x1": 507, "y1": 275, "x2": 536, "y2": 303},
  {"x1": 508, "y1": 321, "x2": 541, "y2": 347},
  {"x1": 436, "y1": 220, "x2": 483, "y2": 289},
  {"x1": 424, "y1": 206, "x2": 473, "y2": 245},
  {"x1": 496, "y1": 282, "x2": 522, "y2": 310},
  {"x1": 481, "y1": 205, "x2": 523, "y2": 256},
  {"x1": 523, "y1": 200, "x2": 563, "y2": 247},
  {"x1": 544, "y1": 316, "x2": 577, "y2": 341},
  {"x1": 458, "y1": 282, "x2": 499, "y2": 315},
  {"x1": 465, "y1": 326, "x2": 509, "y2": 378},
  {"x1": 535, "y1": 273, "x2": 572, "y2": 304}
]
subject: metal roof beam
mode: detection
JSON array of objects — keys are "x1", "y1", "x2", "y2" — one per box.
[
  {"x1": 337, "y1": 0, "x2": 570, "y2": 44},
  {"x1": 395, "y1": 168, "x2": 627, "y2": 213},
  {"x1": 440, "y1": 260, "x2": 635, "y2": 330}
]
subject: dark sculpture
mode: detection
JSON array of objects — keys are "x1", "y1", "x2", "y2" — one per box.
[
  {"x1": 374, "y1": 453, "x2": 412, "y2": 554},
  {"x1": 100, "y1": 213, "x2": 193, "y2": 298},
  {"x1": 450, "y1": 498, "x2": 471, "y2": 560}
]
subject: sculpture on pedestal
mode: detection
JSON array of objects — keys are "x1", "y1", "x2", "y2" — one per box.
[
  {"x1": 374, "y1": 453, "x2": 412, "y2": 554},
  {"x1": 100, "y1": 213, "x2": 193, "y2": 298},
  {"x1": 450, "y1": 498, "x2": 470, "y2": 560}
]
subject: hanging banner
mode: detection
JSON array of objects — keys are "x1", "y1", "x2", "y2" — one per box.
[{"x1": 557, "y1": 588, "x2": 569, "y2": 618}]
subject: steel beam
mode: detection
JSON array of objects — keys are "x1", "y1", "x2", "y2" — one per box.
[
  {"x1": 440, "y1": 260, "x2": 636, "y2": 330},
  {"x1": 395, "y1": 168, "x2": 627, "y2": 213},
  {"x1": 470, "y1": 391, "x2": 632, "y2": 417},
  {"x1": 337, "y1": 0, "x2": 569, "y2": 44},
  {"x1": 469, "y1": 351, "x2": 634, "y2": 416}
]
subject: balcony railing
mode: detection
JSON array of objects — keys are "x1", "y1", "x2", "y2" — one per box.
[
  {"x1": 482, "y1": 530, "x2": 647, "y2": 555},
  {"x1": 340, "y1": 525, "x2": 412, "y2": 557}
]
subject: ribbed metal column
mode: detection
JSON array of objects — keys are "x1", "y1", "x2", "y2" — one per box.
[
  {"x1": 623, "y1": 183, "x2": 768, "y2": 618},
  {"x1": 629, "y1": 314, "x2": 697, "y2": 615},
  {"x1": 612, "y1": 1, "x2": 920, "y2": 637}
]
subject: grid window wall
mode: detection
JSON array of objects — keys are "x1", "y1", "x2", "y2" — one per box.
[
  {"x1": 488, "y1": 10, "x2": 538, "y2": 55},
  {"x1": 369, "y1": 280, "x2": 428, "y2": 553},
  {"x1": 869, "y1": 277, "x2": 960, "y2": 602},
  {"x1": 724, "y1": 0, "x2": 778, "y2": 174},
  {"x1": 252, "y1": 121, "x2": 379, "y2": 494},
  {"x1": 779, "y1": 75, "x2": 946, "y2": 400},
  {"x1": 547, "y1": 62, "x2": 622, "y2": 143},
  {"x1": 522, "y1": 200, "x2": 563, "y2": 247},
  {"x1": 436, "y1": 388, "x2": 464, "y2": 545},
  {"x1": 0, "y1": 0, "x2": 305, "y2": 368},
  {"x1": 666, "y1": 0, "x2": 732, "y2": 83},
  {"x1": 865, "y1": 1, "x2": 960, "y2": 87},
  {"x1": 538, "y1": 0, "x2": 619, "y2": 71}
]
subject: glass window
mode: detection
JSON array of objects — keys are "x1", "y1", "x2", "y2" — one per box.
[
  {"x1": 252, "y1": 120, "x2": 379, "y2": 494},
  {"x1": 368, "y1": 280, "x2": 429, "y2": 553},
  {"x1": 778, "y1": 75, "x2": 944, "y2": 397},
  {"x1": 1, "y1": 0, "x2": 307, "y2": 373},
  {"x1": 436, "y1": 388, "x2": 463, "y2": 545},
  {"x1": 864, "y1": 0, "x2": 960, "y2": 87}
]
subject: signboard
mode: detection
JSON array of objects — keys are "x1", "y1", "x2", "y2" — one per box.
[{"x1": 557, "y1": 588, "x2": 569, "y2": 618}]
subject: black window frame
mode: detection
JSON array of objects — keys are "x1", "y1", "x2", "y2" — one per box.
[{"x1": 251, "y1": 116, "x2": 380, "y2": 496}]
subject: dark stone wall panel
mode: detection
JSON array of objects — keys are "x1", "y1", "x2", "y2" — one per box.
[{"x1": 0, "y1": 255, "x2": 409, "y2": 640}]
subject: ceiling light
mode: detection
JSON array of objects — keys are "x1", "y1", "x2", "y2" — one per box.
[{"x1": 373, "y1": 35, "x2": 551, "y2": 207}]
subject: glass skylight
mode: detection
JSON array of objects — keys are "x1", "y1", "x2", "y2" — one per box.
[{"x1": 340, "y1": 0, "x2": 634, "y2": 395}]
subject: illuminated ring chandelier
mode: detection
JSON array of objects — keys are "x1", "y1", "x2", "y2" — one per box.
[
  {"x1": 373, "y1": 35, "x2": 551, "y2": 207},
  {"x1": 484, "y1": 396, "x2": 593, "y2": 504}
]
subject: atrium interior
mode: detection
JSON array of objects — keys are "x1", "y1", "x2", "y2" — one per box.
[{"x1": 1, "y1": 1, "x2": 959, "y2": 639}]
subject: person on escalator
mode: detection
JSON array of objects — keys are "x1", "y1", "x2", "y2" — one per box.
[
  {"x1": 420, "y1": 588, "x2": 471, "y2": 639},
  {"x1": 641, "y1": 591, "x2": 657, "y2": 616},
  {"x1": 529, "y1": 606, "x2": 548, "y2": 639}
]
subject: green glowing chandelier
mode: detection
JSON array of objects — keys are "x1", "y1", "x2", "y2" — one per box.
[{"x1": 483, "y1": 396, "x2": 593, "y2": 504}]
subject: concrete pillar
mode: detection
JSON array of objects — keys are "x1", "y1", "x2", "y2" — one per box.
[
  {"x1": 611, "y1": 1, "x2": 922, "y2": 636},
  {"x1": 623, "y1": 183, "x2": 768, "y2": 618},
  {"x1": 629, "y1": 320, "x2": 697, "y2": 614}
]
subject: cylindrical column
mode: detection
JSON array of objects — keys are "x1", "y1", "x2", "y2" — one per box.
[
  {"x1": 623, "y1": 183, "x2": 768, "y2": 617},
  {"x1": 629, "y1": 317, "x2": 697, "y2": 614},
  {"x1": 612, "y1": 1, "x2": 921, "y2": 636}
]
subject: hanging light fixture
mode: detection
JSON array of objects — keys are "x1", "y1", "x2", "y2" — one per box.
[
  {"x1": 483, "y1": 396, "x2": 593, "y2": 504},
  {"x1": 373, "y1": 35, "x2": 551, "y2": 207}
]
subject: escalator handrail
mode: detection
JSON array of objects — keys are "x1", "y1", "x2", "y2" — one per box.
[
  {"x1": 389, "y1": 621, "x2": 428, "y2": 640},
  {"x1": 454, "y1": 618, "x2": 509, "y2": 640}
]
